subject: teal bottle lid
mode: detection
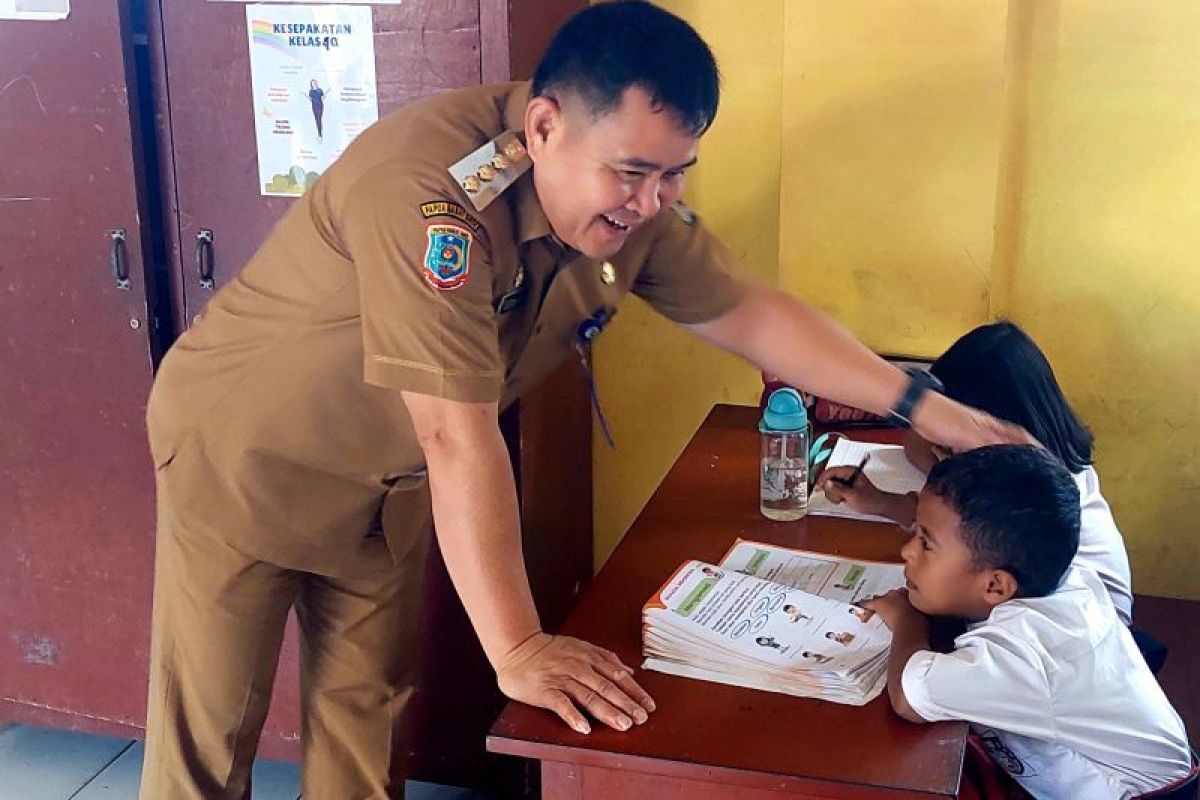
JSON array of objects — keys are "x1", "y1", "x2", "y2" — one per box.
[{"x1": 760, "y1": 387, "x2": 808, "y2": 433}]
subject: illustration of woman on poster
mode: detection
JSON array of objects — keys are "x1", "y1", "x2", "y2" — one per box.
[{"x1": 308, "y1": 78, "x2": 326, "y2": 141}]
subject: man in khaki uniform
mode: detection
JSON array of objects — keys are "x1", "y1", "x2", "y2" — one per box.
[{"x1": 140, "y1": 3, "x2": 1024, "y2": 798}]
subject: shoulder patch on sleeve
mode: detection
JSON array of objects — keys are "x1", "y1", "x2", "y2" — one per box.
[
  {"x1": 423, "y1": 224, "x2": 473, "y2": 291},
  {"x1": 447, "y1": 131, "x2": 531, "y2": 212},
  {"x1": 671, "y1": 201, "x2": 697, "y2": 226},
  {"x1": 419, "y1": 200, "x2": 484, "y2": 235}
]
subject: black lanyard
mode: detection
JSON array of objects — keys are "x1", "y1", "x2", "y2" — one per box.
[{"x1": 575, "y1": 307, "x2": 616, "y2": 448}]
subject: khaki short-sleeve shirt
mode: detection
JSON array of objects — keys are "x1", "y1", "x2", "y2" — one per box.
[{"x1": 147, "y1": 82, "x2": 746, "y2": 573}]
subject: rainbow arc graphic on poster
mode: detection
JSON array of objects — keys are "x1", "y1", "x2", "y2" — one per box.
[{"x1": 251, "y1": 20, "x2": 294, "y2": 57}]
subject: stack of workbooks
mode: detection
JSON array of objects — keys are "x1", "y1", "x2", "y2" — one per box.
[{"x1": 642, "y1": 540, "x2": 905, "y2": 706}]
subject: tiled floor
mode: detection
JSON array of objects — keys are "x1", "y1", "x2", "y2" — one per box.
[{"x1": 0, "y1": 724, "x2": 492, "y2": 800}]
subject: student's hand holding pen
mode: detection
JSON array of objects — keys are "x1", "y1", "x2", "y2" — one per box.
[
  {"x1": 815, "y1": 467, "x2": 890, "y2": 516},
  {"x1": 815, "y1": 466, "x2": 920, "y2": 528}
]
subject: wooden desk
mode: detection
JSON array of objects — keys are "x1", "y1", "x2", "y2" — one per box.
[{"x1": 487, "y1": 405, "x2": 967, "y2": 799}]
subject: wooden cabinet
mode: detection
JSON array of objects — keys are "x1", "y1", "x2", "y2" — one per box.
[
  {"x1": 1, "y1": 0, "x2": 588, "y2": 793},
  {"x1": 0, "y1": 0, "x2": 162, "y2": 740}
]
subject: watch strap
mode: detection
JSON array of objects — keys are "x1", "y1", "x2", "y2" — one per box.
[{"x1": 889, "y1": 369, "x2": 944, "y2": 429}]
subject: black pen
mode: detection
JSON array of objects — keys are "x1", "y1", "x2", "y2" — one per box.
[{"x1": 832, "y1": 453, "x2": 871, "y2": 488}]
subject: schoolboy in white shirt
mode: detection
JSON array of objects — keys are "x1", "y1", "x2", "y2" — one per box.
[{"x1": 865, "y1": 445, "x2": 1190, "y2": 800}]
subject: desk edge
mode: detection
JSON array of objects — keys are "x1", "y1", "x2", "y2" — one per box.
[{"x1": 485, "y1": 732, "x2": 963, "y2": 798}]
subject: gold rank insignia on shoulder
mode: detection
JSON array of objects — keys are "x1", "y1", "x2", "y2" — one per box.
[{"x1": 447, "y1": 131, "x2": 531, "y2": 212}]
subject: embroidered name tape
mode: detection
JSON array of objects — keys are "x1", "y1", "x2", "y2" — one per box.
[{"x1": 419, "y1": 200, "x2": 483, "y2": 235}]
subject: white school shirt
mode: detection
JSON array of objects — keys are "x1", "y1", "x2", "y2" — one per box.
[
  {"x1": 902, "y1": 568, "x2": 1191, "y2": 800},
  {"x1": 1074, "y1": 466, "x2": 1133, "y2": 626}
]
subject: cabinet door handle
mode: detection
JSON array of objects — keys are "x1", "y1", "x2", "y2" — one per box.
[
  {"x1": 109, "y1": 229, "x2": 131, "y2": 290},
  {"x1": 196, "y1": 229, "x2": 215, "y2": 290}
]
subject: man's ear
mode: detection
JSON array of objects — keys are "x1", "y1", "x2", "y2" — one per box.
[
  {"x1": 982, "y1": 569, "x2": 1019, "y2": 608},
  {"x1": 524, "y1": 95, "x2": 562, "y2": 161}
]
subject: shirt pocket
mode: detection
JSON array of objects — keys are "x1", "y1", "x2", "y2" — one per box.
[{"x1": 504, "y1": 259, "x2": 624, "y2": 400}]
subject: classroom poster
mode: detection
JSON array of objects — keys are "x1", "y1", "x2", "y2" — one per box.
[
  {"x1": 0, "y1": 0, "x2": 69, "y2": 20},
  {"x1": 246, "y1": 4, "x2": 378, "y2": 196}
]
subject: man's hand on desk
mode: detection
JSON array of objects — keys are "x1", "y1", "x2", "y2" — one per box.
[{"x1": 496, "y1": 632, "x2": 656, "y2": 735}]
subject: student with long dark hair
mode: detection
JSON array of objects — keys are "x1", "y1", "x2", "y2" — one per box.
[{"x1": 818, "y1": 321, "x2": 1134, "y2": 624}]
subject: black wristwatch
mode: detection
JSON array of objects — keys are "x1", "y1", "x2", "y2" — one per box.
[{"x1": 889, "y1": 369, "x2": 944, "y2": 429}]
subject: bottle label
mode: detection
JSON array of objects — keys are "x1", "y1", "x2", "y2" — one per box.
[{"x1": 762, "y1": 458, "x2": 806, "y2": 503}]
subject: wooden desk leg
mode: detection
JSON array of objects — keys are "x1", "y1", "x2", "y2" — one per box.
[{"x1": 541, "y1": 761, "x2": 921, "y2": 800}]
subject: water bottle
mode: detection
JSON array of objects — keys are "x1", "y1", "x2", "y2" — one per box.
[{"x1": 759, "y1": 387, "x2": 810, "y2": 521}]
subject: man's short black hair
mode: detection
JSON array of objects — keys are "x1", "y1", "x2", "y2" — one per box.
[
  {"x1": 532, "y1": 1, "x2": 720, "y2": 136},
  {"x1": 925, "y1": 445, "x2": 1080, "y2": 598}
]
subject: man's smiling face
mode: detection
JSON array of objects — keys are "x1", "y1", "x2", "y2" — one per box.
[{"x1": 526, "y1": 86, "x2": 699, "y2": 258}]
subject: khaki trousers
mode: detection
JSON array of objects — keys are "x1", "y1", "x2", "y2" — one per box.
[{"x1": 139, "y1": 476, "x2": 430, "y2": 800}]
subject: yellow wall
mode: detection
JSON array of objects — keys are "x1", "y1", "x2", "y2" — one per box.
[
  {"x1": 779, "y1": 1, "x2": 1009, "y2": 354},
  {"x1": 1001, "y1": 1, "x2": 1200, "y2": 600},
  {"x1": 593, "y1": 1, "x2": 1200, "y2": 600}
]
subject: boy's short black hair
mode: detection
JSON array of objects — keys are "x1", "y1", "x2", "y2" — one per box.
[
  {"x1": 532, "y1": 1, "x2": 720, "y2": 136},
  {"x1": 926, "y1": 445, "x2": 1081, "y2": 598}
]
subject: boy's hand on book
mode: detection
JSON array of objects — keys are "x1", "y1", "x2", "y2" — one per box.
[
  {"x1": 862, "y1": 589, "x2": 925, "y2": 632},
  {"x1": 495, "y1": 632, "x2": 655, "y2": 735},
  {"x1": 816, "y1": 468, "x2": 889, "y2": 515}
]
